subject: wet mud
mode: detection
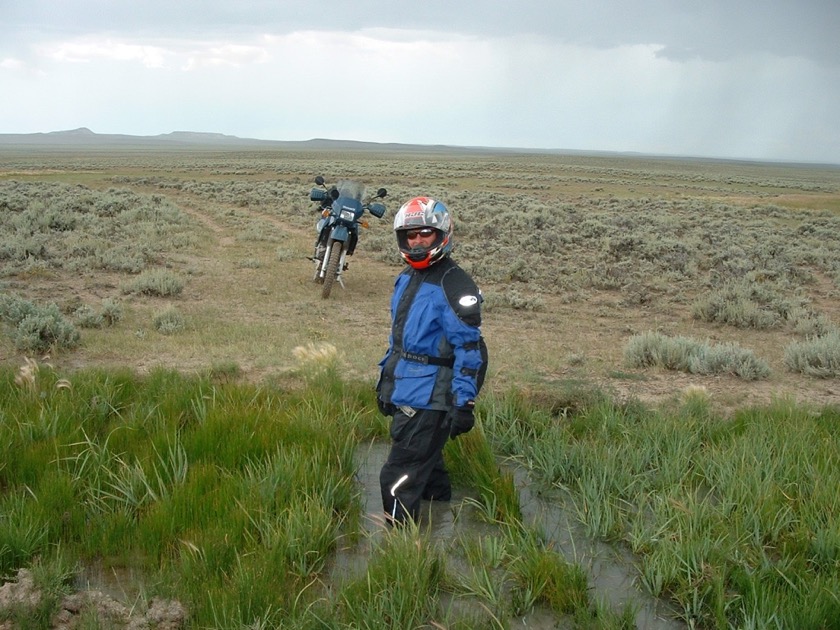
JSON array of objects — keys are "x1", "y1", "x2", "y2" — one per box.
[
  {"x1": 344, "y1": 440, "x2": 686, "y2": 629},
  {"x1": 513, "y1": 467, "x2": 685, "y2": 629}
]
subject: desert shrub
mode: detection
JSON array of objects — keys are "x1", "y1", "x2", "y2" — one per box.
[
  {"x1": 0, "y1": 181, "x2": 196, "y2": 275},
  {"x1": 366, "y1": 230, "x2": 406, "y2": 265},
  {"x1": 707, "y1": 245, "x2": 755, "y2": 281},
  {"x1": 784, "y1": 331, "x2": 840, "y2": 377},
  {"x1": 275, "y1": 247, "x2": 296, "y2": 262},
  {"x1": 831, "y1": 267, "x2": 840, "y2": 289},
  {"x1": 0, "y1": 292, "x2": 37, "y2": 323},
  {"x1": 157, "y1": 173, "x2": 840, "y2": 307},
  {"x1": 94, "y1": 245, "x2": 148, "y2": 273},
  {"x1": 73, "y1": 305, "x2": 104, "y2": 329},
  {"x1": 606, "y1": 233, "x2": 696, "y2": 280},
  {"x1": 787, "y1": 307, "x2": 836, "y2": 338},
  {"x1": 588, "y1": 260, "x2": 643, "y2": 290},
  {"x1": 483, "y1": 288, "x2": 545, "y2": 312},
  {"x1": 100, "y1": 299, "x2": 124, "y2": 326},
  {"x1": 623, "y1": 331, "x2": 697, "y2": 370},
  {"x1": 625, "y1": 331, "x2": 770, "y2": 380},
  {"x1": 686, "y1": 342, "x2": 772, "y2": 380},
  {"x1": 692, "y1": 278, "x2": 800, "y2": 329},
  {"x1": 121, "y1": 269, "x2": 184, "y2": 297},
  {"x1": 152, "y1": 305, "x2": 185, "y2": 335},
  {"x1": 236, "y1": 258, "x2": 262, "y2": 269},
  {"x1": 72, "y1": 299, "x2": 124, "y2": 329},
  {"x1": 0, "y1": 293, "x2": 80, "y2": 353},
  {"x1": 16, "y1": 311, "x2": 80, "y2": 353}
]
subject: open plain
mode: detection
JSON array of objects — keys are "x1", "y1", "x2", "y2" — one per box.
[{"x1": 1, "y1": 145, "x2": 839, "y2": 413}]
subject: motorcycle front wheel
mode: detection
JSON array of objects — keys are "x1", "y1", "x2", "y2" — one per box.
[{"x1": 321, "y1": 239, "x2": 343, "y2": 299}]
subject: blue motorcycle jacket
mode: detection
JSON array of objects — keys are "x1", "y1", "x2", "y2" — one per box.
[{"x1": 378, "y1": 257, "x2": 487, "y2": 411}]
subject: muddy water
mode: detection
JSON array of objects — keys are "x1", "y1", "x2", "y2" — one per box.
[
  {"x1": 340, "y1": 441, "x2": 562, "y2": 629},
  {"x1": 512, "y1": 467, "x2": 685, "y2": 629},
  {"x1": 347, "y1": 440, "x2": 685, "y2": 629},
  {"x1": 75, "y1": 561, "x2": 147, "y2": 606},
  {"x1": 78, "y1": 440, "x2": 685, "y2": 629}
]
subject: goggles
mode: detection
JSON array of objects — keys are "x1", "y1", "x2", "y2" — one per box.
[{"x1": 404, "y1": 227, "x2": 436, "y2": 239}]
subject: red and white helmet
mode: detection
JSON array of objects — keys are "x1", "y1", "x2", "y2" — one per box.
[{"x1": 393, "y1": 197, "x2": 453, "y2": 269}]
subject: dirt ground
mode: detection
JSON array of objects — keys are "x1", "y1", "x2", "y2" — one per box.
[
  {"x1": 135, "y1": 178, "x2": 840, "y2": 416},
  {"x1": 0, "y1": 569, "x2": 186, "y2": 629},
  {"x1": 2, "y1": 153, "x2": 839, "y2": 418}
]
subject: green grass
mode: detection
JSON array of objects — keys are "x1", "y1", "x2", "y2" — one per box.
[
  {"x1": 2, "y1": 360, "x2": 840, "y2": 627},
  {"x1": 0, "y1": 364, "x2": 373, "y2": 625},
  {"x1": 483, "y1": 388, "x2": 840, "y2": 628},
  {"x1": 0, "y1": 363, "x2": 608, "y2": 627}
]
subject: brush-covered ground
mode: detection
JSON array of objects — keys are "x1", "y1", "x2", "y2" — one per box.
[{"x1": 1, "y1": 147, "x2": 839, "y2": 414}]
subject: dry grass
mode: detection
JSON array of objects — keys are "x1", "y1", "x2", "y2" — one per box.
[{"x1": 1, "y1": 147, "x2": 839, "y2": 417}]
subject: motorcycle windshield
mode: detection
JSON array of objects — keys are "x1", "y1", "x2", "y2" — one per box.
[{"x1": 335, "y1": 180, "x2": 365, "y2": 201}]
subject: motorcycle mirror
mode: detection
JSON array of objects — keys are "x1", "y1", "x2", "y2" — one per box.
[
  {"x1": 376, "y1": 188, "x2": 388, "y2": 198},
  {"x1": 315, "y1": 176, "x2": 325, "y2": 186}
]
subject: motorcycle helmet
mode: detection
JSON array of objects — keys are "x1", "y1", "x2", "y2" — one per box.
[{"x1": 393, "y1": 196, "x2": 453, "y2": 269}]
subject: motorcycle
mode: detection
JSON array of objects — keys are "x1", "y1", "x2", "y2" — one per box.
[{"x1": 309, "y1": 176, "x2": 387, "y2": 299}]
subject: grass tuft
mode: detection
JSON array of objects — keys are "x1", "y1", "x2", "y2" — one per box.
[
  {"x1": 625, "y1": 330, "x2": 770, "y2": 380},
  {"x1": 784, "y1": 330, "x2": 840, "y2": 377}
]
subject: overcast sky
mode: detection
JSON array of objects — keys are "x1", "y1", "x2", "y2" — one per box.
[{"x1": 1, "y1": 1, "x2": 838, "y2": 163}]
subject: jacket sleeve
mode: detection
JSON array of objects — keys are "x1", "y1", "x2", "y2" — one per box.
[{"x1": 441, "y1": 268, "x2": 486, "y2": 407}]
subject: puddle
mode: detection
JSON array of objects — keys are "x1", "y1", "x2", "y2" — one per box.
[
  {"x1": 345, "y1": 440, "x2": 685, "y2": 629},
  {"x1": 512, "y1": 467, "x2": 684, "y2": 629},
  {"x1": 349, "y1": 439, "x2": 488, "y2": 539},
  {"x1": 75, "y1": 562, "x2": 147, "y2": 603},
  {"x1": 332, "y1": 441, "x2": 494, "y2": 580},
  {"x1": 339, "y1": 441, "x2": 561, "y2": 629}
]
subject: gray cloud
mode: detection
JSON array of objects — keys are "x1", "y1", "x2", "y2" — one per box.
[
  {"x1": 4, "y1": 0, "x2": 838, "y2": 65},
  {"x1": 2, "y1": 0, "x2": 838, "y2": 162}
]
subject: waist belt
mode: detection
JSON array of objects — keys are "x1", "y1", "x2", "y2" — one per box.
[{"x1": 400, "y1": 350, "x2": 455, "y2": 368}]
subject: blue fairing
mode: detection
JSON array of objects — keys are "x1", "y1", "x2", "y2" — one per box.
[
  {"x1": 335, "y1": 196, "x2": 364, "y2": 219},
  {"x1": 330, "y1": 224, "x2": 349, "y2": 241}
]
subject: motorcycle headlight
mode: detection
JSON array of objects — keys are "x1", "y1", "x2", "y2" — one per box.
[{"x1": 340, "y1": 209, "x2": 356, "y2": 221}]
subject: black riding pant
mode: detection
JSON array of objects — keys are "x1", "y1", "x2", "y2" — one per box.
[{"x1": 380, "y1": 408, "x2": 451, "y2": 523}]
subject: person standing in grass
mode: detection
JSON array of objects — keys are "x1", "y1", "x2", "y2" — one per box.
[{"x1": 376, "y1": 196, "x2": 488, "y2": 524}]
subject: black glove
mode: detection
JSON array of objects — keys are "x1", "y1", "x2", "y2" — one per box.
[
  {"x1": 377, "y1": 398, "x2": 396, "y2": 417},
  {"x1": 449, "y1": 405, "x2": 475, "y2": 439}
]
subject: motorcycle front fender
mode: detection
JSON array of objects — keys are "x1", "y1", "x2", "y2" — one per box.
[{"x1": 330, "y1": 225, "x2": 349, "y2": 242}]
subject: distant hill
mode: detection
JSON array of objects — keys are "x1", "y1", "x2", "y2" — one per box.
[
  {"x1": 0, "y1": 127, "x2": 641, "y2": 158},
  {"x1": 2, "y1": 128, "x2": 829, "y2": 166},
  {"x1": 0, "y1": 127, "x2": 307, "y2": 149},
  {"x1": 0, "y1": 127, "x2": 518, "y2": 154}
]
